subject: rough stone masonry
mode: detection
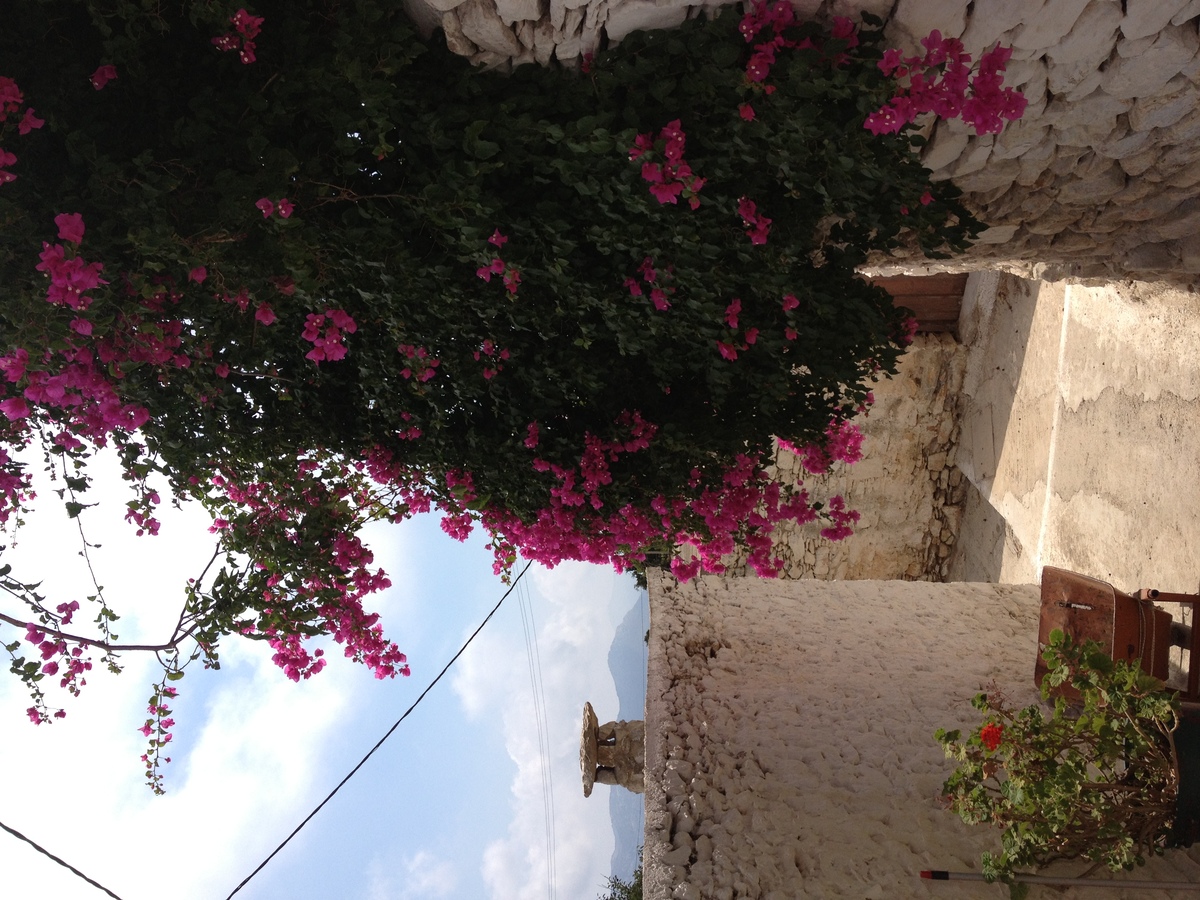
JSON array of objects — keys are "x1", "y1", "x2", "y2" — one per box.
[{"x1": 399, "y1": 0, "x2": 1200, "y2": 283}]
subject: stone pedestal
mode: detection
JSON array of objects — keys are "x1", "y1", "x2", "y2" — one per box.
[{"x1": 580, "y1": 701, "x2": 645, "y2": 796}]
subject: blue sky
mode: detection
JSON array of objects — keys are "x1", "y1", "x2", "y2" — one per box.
[{"x1": 0, "y1": 449, "x2": 644, "y2": 900}]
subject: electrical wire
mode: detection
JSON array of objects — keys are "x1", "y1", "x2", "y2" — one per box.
[
  {"x1": 223, "y1": 560, "x2": 533, "y2": 900},
  {"x1": 0, "y1": 818, "x2": 125, "y2": 900},
  {"x1": 518, "y1": 580, "x2": 558, "y2": 900}
]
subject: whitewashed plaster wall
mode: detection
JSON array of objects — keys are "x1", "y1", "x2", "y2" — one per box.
[
  {"x1": 642, "y1": 572, "x2": 1200, "y2": 899},
  {"x1": 402, "y1": 0, "x2": 1200, "y2": 282}
]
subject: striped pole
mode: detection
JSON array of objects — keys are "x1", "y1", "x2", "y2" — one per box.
[{"x1": 921, "y1": 870, "x2": 1200, "y2": 891}]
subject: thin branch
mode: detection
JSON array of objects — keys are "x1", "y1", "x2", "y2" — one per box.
[{"x1": 0, "y1": 610, "x2": 194, "y2": 654}]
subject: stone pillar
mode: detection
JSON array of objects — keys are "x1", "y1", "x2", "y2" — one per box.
[{"x1": 580, "y1": 701, "x2": 645, "y2": 796}]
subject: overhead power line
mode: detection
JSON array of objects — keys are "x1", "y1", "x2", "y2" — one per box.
[
  {"x1": 224, "y1": 560, "x2": 533, "y2": 900},
  {"x1": 0, "y1": 818, "x2": 126, "y2": 900}
]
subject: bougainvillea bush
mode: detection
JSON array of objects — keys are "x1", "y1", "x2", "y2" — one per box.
[{"x1": 0, "y1": 0, "x2": 1020, "y2": 785}]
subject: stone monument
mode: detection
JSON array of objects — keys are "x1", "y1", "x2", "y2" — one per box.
[{"x1": 580, "y1": 701, "x2": 645, "y2": 796}]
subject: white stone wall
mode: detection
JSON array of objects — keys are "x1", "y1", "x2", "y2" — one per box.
[
  {"x1": 723, "y1": 332, "x2": 966, "y2": 581},
  {"x1": 404, "y1": 0, "x2": 1200, "y2": 282},
  {"x1": 643, "y1": 572, "x2": 1200, "y2": 898}
]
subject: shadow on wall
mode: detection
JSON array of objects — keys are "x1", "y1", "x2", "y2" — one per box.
[{"x1": 948, "y1": 272, "x2": 1051, "y2": 581}]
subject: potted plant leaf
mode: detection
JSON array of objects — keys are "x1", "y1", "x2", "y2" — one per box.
[{"x1": 935, "y1": 628, "x2": 1200, "y2": 897}]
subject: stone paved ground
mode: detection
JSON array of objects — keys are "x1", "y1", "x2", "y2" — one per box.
[{"x1": 948, "y1": 272, "x2": 1200, "y2": 601}]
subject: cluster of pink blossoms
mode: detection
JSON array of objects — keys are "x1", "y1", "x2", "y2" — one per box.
[
  {"x1": 302, "y1": 308, "x2": 357, "y2": 363},
  {"x1": 777, "y1": 418, "x2": 866, "y2": 475},
  {"x1": 412, "y1": 410, "x2": 858, "y2": 582},
  {"x1": 22, "y1": 611, "x2": 94, "y2": 725},
  {"x1": 472, "y1": 338, "x2": 509, "y2": 380},
  {"x1": 715, "y1": 297, "x2": 760, "y2": 361},
  {"x1": 628, "y1": 120, "x2": 705, "y2": 208},
  {"x1": 139, "y1": 684, "x2": 177, "y2": 794},
  {"x1": 623, "y1": 256, "x2": 674, "y2": 311},
  {"x1": 212, "y1": 8, "x2": 265, "y2": 64},
  {"x1": 398, "y1": 343, "x2": 441, "y2": 382},
  {"x1": 865, "y1": 31, "x2": 1027, "y2": 136},
  {"x1": 206, "y1": 460, "x2": 409, "y2": 684},
  {"x1": 255, "y1": 196, "x2": 294, "y2": 218},
  {"x1": 2, "y1": 215, "x2": 154, "y2": 450},
  {"x1": 736, "y1": 197, "x2": 772, "y2": 245},
  {"x1": 739, "y1": 2, "x2": 859, "y2": 84},
  {"x1": 476, "y1": 229, "x2": 521, "y2": 294},
  {"x1": 0, "y1": 75, "x2": 44, "y2": 184}
]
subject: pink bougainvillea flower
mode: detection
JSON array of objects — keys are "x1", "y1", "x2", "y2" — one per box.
[
  {"x1": 69, "y1": 317, "x2": 93, "y2": 336},
  {"x1": 724, "y1": 298, "x2": 741, "y2": 329},
  {"x1": 648, "y1": 181, "x2": 683, "y2": 204},
  {"x1": 18, "y1": 108, "x2": 44, "y2": 134},
  {"x1": 254, "y1": 303, "x2": 277, "y2": 325},
  {"x1": 781, "y1": 293, "x2": 799, "y2": 311},
  {"x1": 919, "y1": 190, "x2": 934, "y2": 206},
  {"x1": 738, "y1": 103, "x2": 756, "y2": 122},
  {"x1": 54, "y1": 213, "x2": 85, "y2": 244},
  {"x1": 90, "y1": 65, "x2": 118, "y2": 90},
  {"x1": 503, "y1": 268, "x2": 521, "y2": 294},
  {"x1": 232, "y1": 9, "x2": 265, "y2": 37},
  {"x1": 276, "y1": 198, "x2": 294, "y2": 218},
  {"x1": 716, "y1": 341, "x2": 738, "y2": 361},
  {"x1": 488, "y1": 229, "x2": 508, "y2": 248},
  {"x1": 188, "y1": 266, "x2": 207, "y2": 284},
  {"x1": 255, "y1": 197, "x2": 275, "y2": 218},
  {"x1": 328, "y1": 309, "x2": 357, "y2": 332},
  {"x1": 0, "y1": 397, "x2": 30, "y2": 420}
]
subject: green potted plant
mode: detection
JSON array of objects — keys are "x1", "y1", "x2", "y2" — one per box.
[{"x1": 936, "y1": 629, "x2": 1200, "y2": 897}]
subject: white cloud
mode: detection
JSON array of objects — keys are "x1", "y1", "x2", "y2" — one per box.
[
  {"x1": 0, "y1": 450, "x2": 367, "y2": 900},
  {"x1": 453, "y1": 562, "x2": 633, "y2": 900}
]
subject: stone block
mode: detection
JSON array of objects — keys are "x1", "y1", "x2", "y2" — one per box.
[
  {"x1": 1023, "y1": 202, "x2": 1080, "y2": 235},
  {"x1": 440, "y1": 10, "x2": 479, "y2": 54},
  {"x1": 951, "y1": 139, "x2": 994, "y2": 177},
  {"x1": 1095, "y1": 128, "x2": 1152, "y2": 160},
  {"x1": 604, "y1": 0, "x2": 687, "y2": 42},
  {"x1": 1124, "y1": 241, "x2": 1177, "y2": 271},
  {"x1": 954, "y1": 159, "x2": 1020, "y2": 193},
  {"x1": 1166, "y1": 163, "x2": 1200, "y2": 190},
  {"x1": 830, "y1": 0, "x2": 893, "y2": 18},
  {"x1": 532, "y1": 20, "x2": 557, "y2": 65},
  {"x1": 495, "y1": 0, "x2": 543, "y2": 23},
  {"x1": 1179, "y1": 234, "x2": 1200, "y2": 272},
  {"x1": 959, "y1": 0, "x2": 1044, "y2": 58},
  {"x1": 1152, "y1": 196, "x2": 1200, "y2": 239},
  {"x1": 1119, "y1": 146, "x2": 1160, "y2": 177},
  {"x1": 920, "y1": 122, "x2": 971, "y2": 174},
  {"x1": 1122, "y1": 0, "x2": 1193, "y2": 41},
  {"x1": 1173, "y1": 0, "x2": 1200, "y2": 25},
  {"x1": 1040, "y1": 89, "x2": 1131, "y2": 131},
  {"x1": 973, "y1": 224, "x2": 1019, "y2": 244},
  {"x1": 1045, "y1": 1, "x2": 1122, "y2": 94},
  {"x1": 1164, "y1": 106, "x2": 1200, "y2": 143},
  {"x1": 889, "y1": 0, "x2": 968, "y2": 57},
  {"x1": 1010, "y1": 0, "x2": 1090, "y2": 51},
  {"x1": 1101, "y1": 25, "x2": 1200, "y2": 100},
  {"x1": 1116, "y1": 33, "x2": 1157, "y2": 59},
  {"x1": 457, "y1": 0, "x2": 523, "y2": 55}
]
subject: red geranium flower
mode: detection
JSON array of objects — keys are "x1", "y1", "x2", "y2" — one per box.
[{"x1": 980, "y1": 722, "x2": 1003, "y2": 751}]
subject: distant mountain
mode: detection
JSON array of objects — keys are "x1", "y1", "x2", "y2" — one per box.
[{"x1": 607, "y1": 588, "x2": 649, "y2": 882}]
